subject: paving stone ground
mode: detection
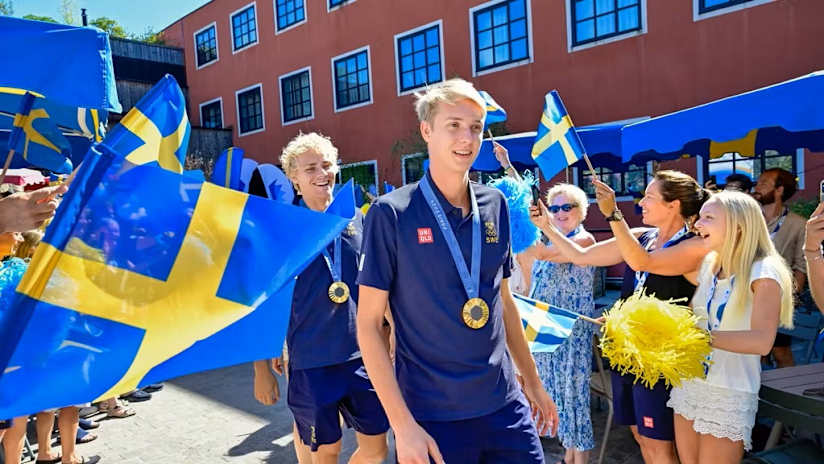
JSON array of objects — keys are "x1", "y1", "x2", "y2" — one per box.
[{"x1": 14, "y1": 363, "x2": 644, "y2": 464}]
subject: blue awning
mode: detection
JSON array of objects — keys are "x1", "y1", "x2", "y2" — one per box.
[
  {"x1": 621, "y1": 71, "x2": 824, "y2": 162},
  {"x1": 473, "y1": 123, "x2": 629, "y2": 174}
]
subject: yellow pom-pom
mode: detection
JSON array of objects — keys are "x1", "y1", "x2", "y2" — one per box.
[{"x1": 599, "y1": 292, "x2": 712, "y2": 388}]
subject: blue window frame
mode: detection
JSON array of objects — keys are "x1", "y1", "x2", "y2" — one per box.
[
  {"x1": 281, "y1": 70, "x2": 312, "y2": 123},
  {"x1": 200, "y1": 100, "x2": 222, "y2": 129},
  {"x1": 397, "y1": 24, "x2": 442, "y2": 93},
  {"x1": 571, "y1": 0, "x2": 641, "y2": 47},
  {"x1": 472, "y1": 0, "x2": 530, "y2": 72},
  {"x1": 237, "y1": 86, "x2": 263, "y2": 134},
  {"x1": 276, "y1": 0, "x2": 305, "y2": 31},
  {"x1": 195, "y1": 25, "x2": 217, "y2": 67},
  {"x1": 333, "y1": 49, "x2": 371, "y2": 110},
  {"x1": 231, "y1": 5, "x2": 258, "y2": 51},
  {"x1": 698, "y1": 0, "x2": 756, "y2": 14}
]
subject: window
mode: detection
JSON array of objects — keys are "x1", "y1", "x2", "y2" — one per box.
[
  {"x1": 236, "y1": 84, "x2": 264, "y2": 135},
  {"x1": 579, "y1": 164, "x2": 647, "y2": 197},
  {"x1": 402, "y1": 153, "x2": 427, "y2": 184},
  {"x1": 275, "y1": 0, "x2": 305, "y2": 32},
  {"x1": 194, "y1": 23, "x2": 218, "y2": 68},
  {"x1": 199, "y1": 98, "x2": 223, "y2": 129},
  {"x1": 328, "y1": 0, "x2": 353, "y2": 11},
  {"x1": 471, "y1": 0, "x2": 530, "y2": 74},
  {"x1": 704, "y1": 151, "x2": 795, "y2": 187},
  {"x1": 698, "y1": 0, "x2": 764, "y2": 15},
  {"x1": 231, "y1": 3, "x2": 258, "y2": 52},
  {"x1": 570, "y1": 0, "x2": 642, "y2": 47},
  {"x1": 332, "y1": 47, "x2": 372, "y2": 111},
  {"x1": 279, "y1": 67, "x2": 313, "y2": 125},
  {"x1": 395, "y1": 21, "x2": 443, "y2": 94},
  {"x1": 339, "y1": 160, "x2": 378, "y2": 196}
]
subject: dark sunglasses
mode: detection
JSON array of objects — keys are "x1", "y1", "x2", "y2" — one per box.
[{"x1": 548, "y1": 203, "x2": 578, "y2": 213}]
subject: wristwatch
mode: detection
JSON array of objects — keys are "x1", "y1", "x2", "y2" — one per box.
[{"x1": 605, "y1": 208, "x2": 624, "y2": 222}]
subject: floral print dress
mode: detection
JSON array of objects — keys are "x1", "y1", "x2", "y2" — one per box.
[{"x1": 529, "y1": 258, "x2": 598, "y2": 450}]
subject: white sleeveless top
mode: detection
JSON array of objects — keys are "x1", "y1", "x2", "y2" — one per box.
[{"x1": 690, "y1": 258, "x2": 783, "y2": 394}]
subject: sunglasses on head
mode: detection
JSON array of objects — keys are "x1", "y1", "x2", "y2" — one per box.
[{"x1": 548, "y1": 203, "x2": 578, "y2": 213}]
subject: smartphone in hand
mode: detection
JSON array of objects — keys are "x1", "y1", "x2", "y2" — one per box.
[
  {"x1": 819, "y1": 179, "x2": 824, "y2": 204},
  {"x1": 531, "y1": 184, "x2": 541, "y2": 207}
]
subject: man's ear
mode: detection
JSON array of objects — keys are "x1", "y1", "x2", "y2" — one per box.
[{"x1": 420, "y1": 120, "x2": 432, "y2": 143}]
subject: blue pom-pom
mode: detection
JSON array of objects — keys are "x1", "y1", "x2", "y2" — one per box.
[
  {"x1": 0, "y1": 258, "x2": 28, "y2": 311},
  {"x1": 489, "y1": 176, "x2": 541, "y2": 254}
]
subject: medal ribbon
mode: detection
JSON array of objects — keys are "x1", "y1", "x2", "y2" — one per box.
[
  {"x1": 703, "y1": 272, "x2": 734, "y2": 375},
  {"x1": 419, "y1": 174, "x2": 481, "y2": 300},
  {"x1": 321, "y1": 235, "x2": 343, "y2": 283},
  {"x1": 769, "y1": 207, "x2": 788, "y2": 240},
  {"x1": 634, "y1": 225, "x2": 689, "y2": 292}
]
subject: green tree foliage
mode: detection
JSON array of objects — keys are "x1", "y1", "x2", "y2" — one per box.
[
  {"x1": 90, "y1": 16, "x2": 127, "y2": 38},
  {"x1": 0, "y1": 0, "x2": 13, "y2": 16},
  {"x1": 23, "y1": 14, "x2": 58, "y2": 23},
  {"x1": 59, "y1": 0, "x2": 76, "y2": 24}
]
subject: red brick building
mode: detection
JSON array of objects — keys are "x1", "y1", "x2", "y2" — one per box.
[{"x1": 161, "y1": 0, "x2": 824, "y2": 210}]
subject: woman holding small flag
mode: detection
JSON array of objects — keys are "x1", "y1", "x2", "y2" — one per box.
[
  {"x1": 530, "y1": 170, "x2": 710, "y2": 464},
  {"x1": 254, "y1": 132, "x2": 389, "y2": 464},
  {"x1": 527, "y1": 184, "x2": 598, "y2": 464}
]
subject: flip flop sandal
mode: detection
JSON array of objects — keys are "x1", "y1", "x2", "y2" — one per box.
[
  {"x1": 142, "y1": 383, "x2": 164, "y2": 393},
  {"x1": 120, "y1": 389, "x2": 152, "y2": 402},
  {"x1": 79, "y1": 418, "x2": 99, "y2": 430},
  {"x1": 76, "y1": 429, "x2": 98, "y2": 444},
  {"x1": 106, "y1": 404, "x2": 136, "y2": 418},
  {"x1": 35, "y1": 457, "x2": 62, "y2": 464}
]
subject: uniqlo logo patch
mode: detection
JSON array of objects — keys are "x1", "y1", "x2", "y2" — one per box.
[
  {"x1": 417, "y1": 227, "x2": 433, "y2": 244},
  {"x1": 643, "y1": 416, "x2": 654, "y2": 428}
]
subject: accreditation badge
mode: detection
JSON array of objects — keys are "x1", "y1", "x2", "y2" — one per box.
[
  {"x1": 328, "y1": 281, "x2": 350, "y2": 304},
  {"x1": 462, "y1": 297, "x2": 490, "y2": 329}
]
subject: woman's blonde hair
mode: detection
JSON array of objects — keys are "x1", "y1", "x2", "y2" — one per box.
[
  {"x1": 279, "y1": 132, "x2": 339, "y2": 179},
  {"x1": 702, "y1": 191, "x2": 794, "y2": 329},
  {"x1": 545, "y1": 183, "x2": 589, "y2": 221},
  {"x1": 414, "y1": 78, "x2": 486, "y2": 124}
]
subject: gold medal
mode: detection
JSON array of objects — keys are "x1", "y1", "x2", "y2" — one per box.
[
  {"x1": 328, "y1": 281, "x2": 350, "y2": 304},
  {"x1": 462, "y1": 297, "x2": 489, "y2": 329}
]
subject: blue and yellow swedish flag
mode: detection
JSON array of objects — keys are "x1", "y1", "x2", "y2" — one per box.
[
  {"x1": 531, "y1": 90, "x2": 587, "y2": 180},
  {"x1": 212, "y1": 147, "x2": 245, "y2": 190},
  {"x1": 513, "y1": 293, "x2": 576, "y2": 353},
  {"x1": 104, "y1": 75, "x2": 190, "y2": 174},
  {"x1": 0, "y1": 144, "x2": 354, "y2": 417},
  {"x1": 0, "y1": 87, "x2": 106, "y2": 142},
  {"x1": 2, "y1": 90, "x2": 73, "y2": 174},
  {"x1": 479, "y1": 90, "x2": 507, "y2": 130}
]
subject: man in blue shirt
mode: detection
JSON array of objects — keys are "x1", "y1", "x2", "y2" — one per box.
[
  {"x1": 254, "y1": 133, "x2": 389, "y2": 463},
  {"x1": 357, "y1": 79, "x2": 558, "y2": 463}
]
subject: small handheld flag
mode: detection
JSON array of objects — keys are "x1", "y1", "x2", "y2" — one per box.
[
  {"x1": 531, "y1": 90, "x2": 595, "y2": 180},
  {"x1": 103, "y1": 75, "x2": 190, "y2": 174},
  {"x1": 479, "y1": 90, "x2": 507, "y2": 130},
  {"x1": 2, "y1": 91, "x2": 73, "y2": 181},
  {"x1": 212, "y1": 147, "x2": 245, "y2": 190},
  {"x1": 513, "y1": 293, "x2": 592, "y2": 353}
]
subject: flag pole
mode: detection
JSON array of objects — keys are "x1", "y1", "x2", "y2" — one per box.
[
  {"x1": 516, "y1": 293, "x2": 604, "y2": 325},
  {"x1": 582, "y1": 152, "x2": 597, "y2": 176},
  {"x1": 0, "y1": 148, "x2": 16, "y2": 185}
]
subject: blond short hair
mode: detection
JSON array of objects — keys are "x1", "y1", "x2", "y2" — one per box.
[
  {"x1": 545, "y1": 183, "x2": 589, "y2": 221},
  {"x1": 414, "y1": 78, "x2": 486, "y2": 123},
  {"x1": 279, "y1": 132, "x2": 340, "y2": 178}
]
